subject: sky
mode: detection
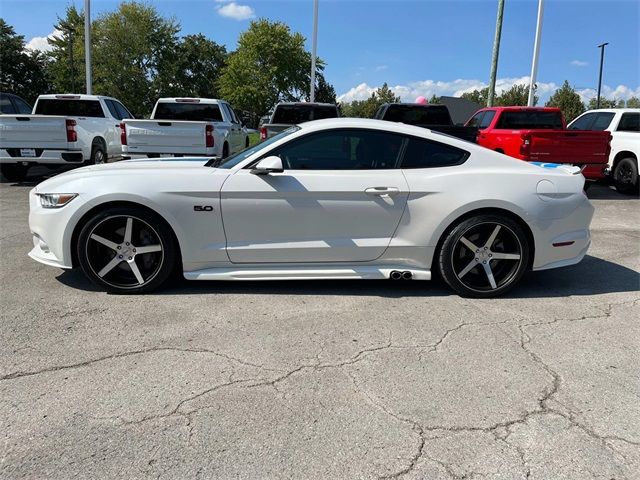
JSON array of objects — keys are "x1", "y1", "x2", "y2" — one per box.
[{"x1": 2, "y1": 0, "x2": 639, "y2": 104}]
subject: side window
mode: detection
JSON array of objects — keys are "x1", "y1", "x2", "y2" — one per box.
[
  {"x1": 104, "y1": 99, "x2": 122, "y2": 120},
  {"x1": 479, "y1": 110, "x2": 495, "y2": 128},
  {"x1": 591, "y1": 112, "x2": 615, "y2": 131},
  {"x1": 0, "y1": 95, "x2": 16, "y2": 114},
  {"x1": 467, "y1": 111, "x2": 485, "y2": 128},
  {"x1": 114, "y1": 101, "x2": 132, "y2": 120},
  {"x1": 268, "y1": 129, "x2": 405, "y2": 170},
  {"x1": 221, "y1": 104, "x2": 235, "y2": 123},
  {"x1": 228, "y1": 105, "x2": 240, "y2": 124},
  {"x1": 617, "y1": 113, "x2": 640, "y2": 132},
  {"x1": 401, "y1": 137, "x2": 469, "y2": 169},
  {"x1": 13, "y1": 97, "x2": 32, "y2": 114},
  {"x1": 568, "y1": 112, "x2": 597, "y2": 130}
]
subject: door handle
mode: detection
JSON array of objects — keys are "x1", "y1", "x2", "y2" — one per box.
[{"x1": 365, "y1": 187, "x2": 400, "y2": 196}]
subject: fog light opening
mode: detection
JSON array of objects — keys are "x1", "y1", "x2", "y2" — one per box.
[{"x1": 552, "y1": 241, "x2": 575, "y2": 247}]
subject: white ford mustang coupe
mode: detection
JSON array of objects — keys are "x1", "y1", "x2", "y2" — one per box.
[{"x1": 28, "y1": 118, "x2": 594, "y2": 297}]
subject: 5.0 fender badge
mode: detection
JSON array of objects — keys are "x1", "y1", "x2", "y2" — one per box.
[{"x1": 193, "y1": 205, "x2": 214, "y2": 212}]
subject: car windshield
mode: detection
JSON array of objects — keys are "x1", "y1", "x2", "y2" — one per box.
[{"x1": 214, "y1": 127, "x2": 301, "y2": 169}]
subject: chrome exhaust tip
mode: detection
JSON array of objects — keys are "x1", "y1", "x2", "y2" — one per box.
[
  {"x1": 390, "y1": 270, "x2": 402, "y2": 280},
  {"x1": 402, "y1": 271, "x2": 413, "y2": 280}
]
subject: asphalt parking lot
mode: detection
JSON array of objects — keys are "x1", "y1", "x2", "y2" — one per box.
[{"x1": 1, "y1": 171, "x2": 639, "y2": 479}]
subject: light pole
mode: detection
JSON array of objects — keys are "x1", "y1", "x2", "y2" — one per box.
[
  {"x1": 310, "y1": 0, "x2": 318, "y2": 103},
  {"x1": 487, "y1": 0, "x2": 505, "y2": 107},
  {"x1": 84, "y1": 0, "x2": 92, "y2": 94},
  {"x1": 527, "y1": 0, "x2": 544, "y2": 106},
  {"x1": 596, "y1": 42, "x2": 608, "y2": 109}
]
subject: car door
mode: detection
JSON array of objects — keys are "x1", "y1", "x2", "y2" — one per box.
[
  {"x1": 223, "y1": 103, "x2": 242, "y2": 152},
  {"x1": 220, "y1": 128, "x2": 410, "y2": 263}
]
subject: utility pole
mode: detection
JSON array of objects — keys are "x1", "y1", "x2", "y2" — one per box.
[
  {"x1": 487, "y1": 0, "x2": 505, "y2": 107},
  {"x1": 527, "y1": 0, "x2": 544, "y2": 106},
  {"x1": 310, "y1": 0, "x2": 318, "y2": 103},
  {"x1": 84, "y1": 0, "x2": 92, "y2": 94},
  {"x1": 596, "y1": 43, "x2": 608, "y2": 109}
]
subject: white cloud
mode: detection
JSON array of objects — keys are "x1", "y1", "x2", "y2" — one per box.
[
  {"x1": 216, "y1": 1, "x2": 255, "y2": 20},
  {"x1": 570, "y1": 60, "x2": 588, "y2": 67},
  {"x1": 25, "y1": 29, "x2": 62, "y2": 52},
  {"x1": 576, "y1": 84, "x2": 640, "y2": 104}
]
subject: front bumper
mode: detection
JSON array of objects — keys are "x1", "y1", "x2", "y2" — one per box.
[{"x1": 28, "y1": 189, "x2": 75, "y2": 269}]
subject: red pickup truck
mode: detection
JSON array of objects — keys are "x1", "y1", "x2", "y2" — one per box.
[{"x1": 466, "y1": 107, "x2": 611, "y2": 179}]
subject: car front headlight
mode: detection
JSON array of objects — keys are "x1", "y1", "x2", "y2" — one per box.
[{"x1": 36, "y1": 193, "x2": 78, "y2": 208}]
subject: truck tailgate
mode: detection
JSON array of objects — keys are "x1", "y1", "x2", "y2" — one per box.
[
  {"x1": 261, "y1": 124, "x2": 291, "y2": 139},
  {"x1": 124, "y1": 119, "x2": 208, "y2": 154},
  {"x1": 525, "y1": 130, "x2": 611, "y2": 165},
  {"x1": 0, "y1": 115, "x2": 69, "y2": 150}
]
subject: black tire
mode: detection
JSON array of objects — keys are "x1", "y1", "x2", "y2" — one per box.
[
  {"x1": 147, "y1": 153, "x2": 160, "y2": 159},
  {"x1": 438, "y1": 214, "x2": 530, "y2": 298},
  {"x1": 222, "y1": 143, "x2": 229, "y2": 159},
  {"x1": 613, "y1": 157, "x2": 639, "y2": 195},
  {"x1": 77, "y1": 206, "x2": 179, "y2": 294},
  {"x1": 245, "y1": 137, "x2": 250, "y2": 148},
  {"x1": 88, "y1": 143, "x2": 106, "y2": 165},
  {"x1": 0, "y1": 164, "x2": 29, "y2": 182}
]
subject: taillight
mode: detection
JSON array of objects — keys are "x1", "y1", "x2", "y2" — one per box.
[
  {"x1": 65, "y1": 119, "x2": 77, "y2": 142},
  {"x1": 260, "y1": 127, "x2": 267, "y2": 141},
  {"x1": 520, "y1": 133, "x2": 531, "y2": 157},
  {"x1": 205, "y1": 125, "x2": 214, "y2": 148},
  {"x1": 120, "y1": 122, "x2": 127, "y2": 145}
]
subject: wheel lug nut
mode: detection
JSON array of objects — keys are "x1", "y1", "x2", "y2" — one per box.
[
  {"x1": 128, "y1": 256, "x2": 132, "y2": 260},
  {"x1": 126, "y1": 242, "x2": 130, "y2": 246},
  {"x1": 132, "y1": 249, "x2": 136, "y2": 253},
  {"x1": 484, "y1": 246, "x2": 488, "y2": 250},
  {"x1": 489, "y1": 254, "x2": 492, "y2": 257},
  {"x1": 483, "y1": 261, "x2": 487, "y2": 264},
  {"x1": 118, "y1": 255, "x2": 123, "y2": 259},
  {"x1": 475, "y1": 258, "x2": 479, "y2": 261},
  {"x1": 117, "y1": 246, "x2": 121, "y2": 250}
]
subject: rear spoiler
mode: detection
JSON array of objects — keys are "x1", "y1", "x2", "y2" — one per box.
[{"x1": 530, "y1": 162, "x2": 581, "y2": 175}]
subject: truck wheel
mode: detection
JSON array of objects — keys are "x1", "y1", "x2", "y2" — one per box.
[
  {"x1": 222, "y1": 143, "x2": 229, "y2": 159},
  {"x1": 1, "y1": 164, "x2": 29, "y2": 182},
  {"x1": 613, "y1": 157, "x2": 639, "y2": 195},
  {"x1": 89, "y1": 144, "x2": 106, "y2": 165}
]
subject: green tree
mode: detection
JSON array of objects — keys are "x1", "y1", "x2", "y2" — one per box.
[
  {"x1": 428, "y1": 94, "x2": 441, "y2": 104},
  {"x1": 461, "y1": 88, "x2": 488, "y2": 107},
  {"x1": 626, "y1": 97, "x2": 640, "y2": 108},
  {"x1": 497, "y1": 84, "x2": 536, "y2": 106},
  {"x1": 47, "y1": 6, "x2": 85, "y2": 93},
  {"x1": 218, "y1": 19, "x2": 323, "y2": 116},
  {"x1": 545, "y1": 80, "x2": 585, "y2": 122},
  {"x1": 91, "y1": 1, "x2": 180, "y2": 116},
  {"x1": 0, "y1": 19, "x2": 51, "y2": 103},
  {"x1": 308, "y1": 73, "x2": 336, "y2": 104},
  {"x1": 587, "y1": 97, "x2": 618, "y2": 109},
  {"x1": 341, "y1": 83, "x2": 401, "y2": 118},
  {"x1": 157, "y1": 34, "x2": 227, "y2": 98}
]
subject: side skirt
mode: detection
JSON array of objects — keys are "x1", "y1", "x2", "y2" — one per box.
[{"x1": 183, "y1": 265, "x2": 431, "y2": 281}]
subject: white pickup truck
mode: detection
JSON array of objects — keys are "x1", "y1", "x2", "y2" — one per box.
[
  {"x1": 569, "y1": 108, "x2": 640, "y2": 195},
  {"x1": 0, "y1": 94, "x2": 132, "y2": 181},
  {"x1": 121, "y1": 98, "x2": 248, "y2": 159}
]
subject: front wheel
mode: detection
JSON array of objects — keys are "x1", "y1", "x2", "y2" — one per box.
[
  {"x1": 438, "y1": 214, "x2": 530, "y2": 298},
  {"x1": 77, "y1": 206, "x2": 179, "y2": 293},
  {"x1": 613, "y1": 157, "x2": 639, "y2": 195},
  {"x1": 0, "y1": 164, "x2": 29, "y2": 182}
]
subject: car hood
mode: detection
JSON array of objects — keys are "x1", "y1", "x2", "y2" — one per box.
[{"x1": 34, "y1": 157, "x2": 220, "y2": 193}]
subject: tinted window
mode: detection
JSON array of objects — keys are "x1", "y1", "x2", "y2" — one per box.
[
  {"x1": 271, "y1": 105, "x2": 338, "y2": 124},
  {"x1": 617, "y1": 113, "x2": 640, "y2": 132},
  {"x1": 154, "y1": 103, "x2": 223, "y2": 121},
  {"x1": 35, "y1": 99, "x2": 105, "y2": 117},
  {"x1": 270, "y1": 129, "x2": 404, "y2": 170},
  {"x1": 104, "y1": 99, "x2": 122, "y2": 120},
  {"x1": 227, "y1": 105, "x2": 240, "y2": 123},
  {"x1": 114, "y1": 101, "x2": 132, "y2": 120},
  {"x1": 401, "y1": 137, "x2": 469, "y2": 168},
  {"x1": 13, "y1": 97, "x2": 32, "y2": 114},
  {"x1": 467, "y1": 111, "x2": 484, "y2": 128},
  {"x1": 219, "y1": 127, "x2": 300, "y2": 169},
  {"x1": 568, "y1": 112, "x2": 597, "y2": 130},
  {"x1": 383, "y1": 105, "x2": 452, "y2": 125},
  {"x1": 496, "y1": 111, "x2": 563, "y2": 129},
  {"x1": 591, "y1": 112, "x2": 615, "y2": 131},
  {"x1": 0, "y1": 95, "x2": 16, "y2": 114},
  {"x1": 479, "y1": 110, "x2": 495, "y2": 128}
]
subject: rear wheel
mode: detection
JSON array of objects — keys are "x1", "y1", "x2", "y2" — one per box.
[
  {"x1": 0, "y1": 164, "x2": 29, "y2": 182},
  {"x1": 88, "y1": 143, "x2": 106, "y2": 165},
  {"x1": 77, "y1": 206, "x2": 179, "y2": 294},
  {"x1": 613, "y1": 157, "x2": 639, "y2": 195},
  {"x1": 222, "y1": 143, "x2": 229, "y2": 159},
  {"x1": 438, "y1": 214, "x2": 530, "y2": 298}
]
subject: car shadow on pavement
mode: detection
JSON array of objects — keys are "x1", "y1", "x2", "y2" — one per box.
[{"x1": 56, "y1": 255, "x2": 638, "y2": 298}]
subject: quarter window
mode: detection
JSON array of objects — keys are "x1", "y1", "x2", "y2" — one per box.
[
  {"x1": 591, "y1": 112, "x2": 615, "y2": 131},
  {"x1": 13, "y1": 97, "x2": 32, "y2": 114},
  {"x1": 568, "y1": 112, "x2": 597, "y2": 130},
  {"x1": 104, "y1": 99, "x2": 122, "y2": 120},
  {"x1": 617, "y1": 113, "x2": 640, "y2": 132},
  {"x1": 479, "y1": 110, "x2": 495, "y2": 128},
  {"x1": 401, "y1": 137, "x2": 469, "y2": 169},
  {"x1": 269, "y1": 129, "x2": 405, "y2": 170},
  {"x1": 0, "y1": 95, "x2": 16, "y2": 114}
]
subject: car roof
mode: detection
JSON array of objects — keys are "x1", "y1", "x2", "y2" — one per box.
[
  {"x1": 581, "y1": 108, "x2": 640, "y2": 113},
  {"x1": 481, "y1": 106, "x2": 561, "y2": 112},
  {"x1": 156, "y1": 97, "x2": 225, "y2": 104},
  {"x1": 276, "y1": 102, "x2": 337, "y2": 107},
  {"x1": 37, "y1": 94, "x2": 118, "y2": 101}
]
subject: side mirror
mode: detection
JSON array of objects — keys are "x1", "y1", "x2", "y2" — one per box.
[{"x1": 251, "y1": 156, "x2": 284, "y2": 175}]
